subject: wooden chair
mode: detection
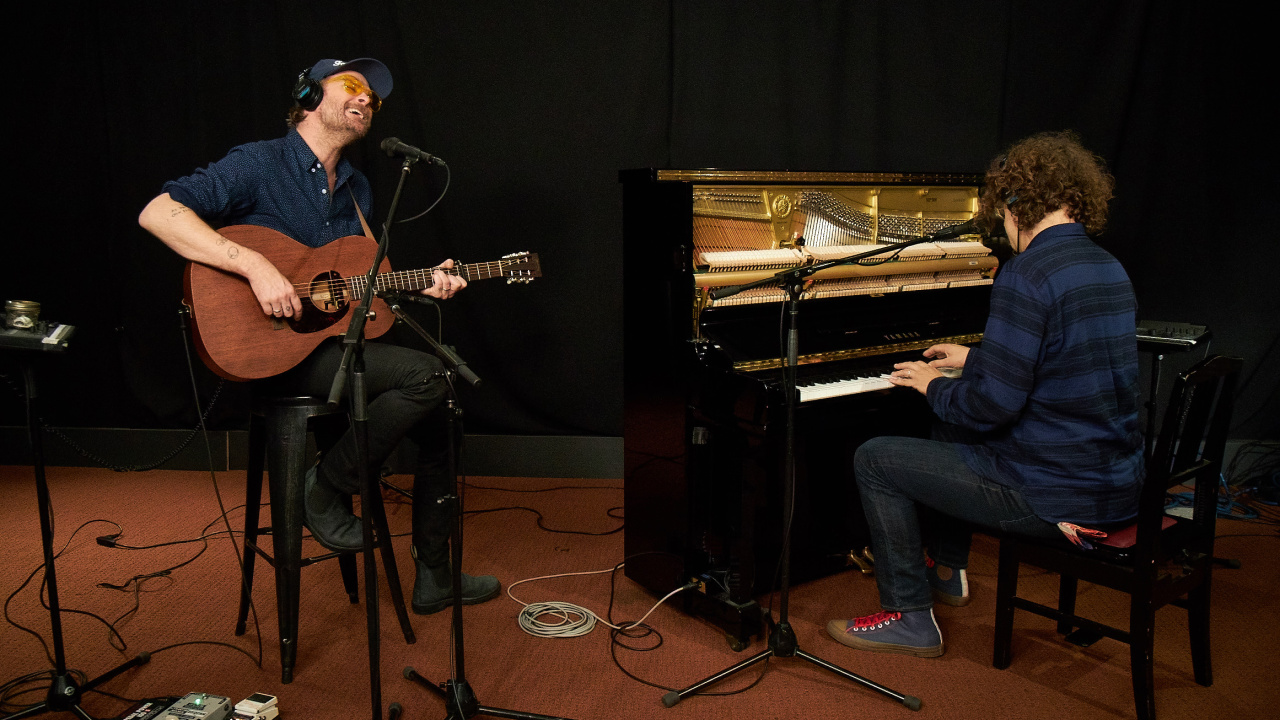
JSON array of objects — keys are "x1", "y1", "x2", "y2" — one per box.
[{"x1": 992, "y1": 354, "x2": 1242, "y2": 720}]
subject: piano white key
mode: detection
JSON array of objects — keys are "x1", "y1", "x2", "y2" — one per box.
[{"x1": 797, "y1": 374, "x2": 894, "y2": 401}]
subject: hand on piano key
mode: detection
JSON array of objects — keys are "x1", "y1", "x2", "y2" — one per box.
[
  {"x1": 923, "y1": 343, "x2": 970, "y2": 369},
  {"x1": 889, "y1": 360, "x2": 943, "y2": 395}
]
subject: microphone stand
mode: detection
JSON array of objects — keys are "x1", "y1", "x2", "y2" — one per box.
[
  {"x1": 381, "y1": 294, "x2": 574, "y2": 720},
  {"x1": 660, "y1": 233, "x2": 953, "y2": 712},
  {"x1": 327, "y1": 155, "x2": 421, "y2": 720},
  {"x1": 2, "y1": 332, "x2": 151, "y2": 720}
]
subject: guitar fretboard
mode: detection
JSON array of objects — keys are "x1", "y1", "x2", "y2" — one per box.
[{"x1": 346, "y1": 261, "x2": 514, "y2": 296}]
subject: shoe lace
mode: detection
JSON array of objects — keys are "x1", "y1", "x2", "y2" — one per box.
[{"x1": 850, "y1": 611, "x2": 901, "y2": 630}]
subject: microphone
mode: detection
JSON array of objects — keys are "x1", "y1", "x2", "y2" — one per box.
[
  {"x1": 380, "y1": 137, "x2": 445, "y2": 166},
  {"x1": 930, "y1": 217, "x2": 986, "y2": 240}
]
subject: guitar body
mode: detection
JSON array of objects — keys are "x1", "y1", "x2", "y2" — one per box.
[{"x1": 184, "y1": 225, "x2": 394, "y2": 381}]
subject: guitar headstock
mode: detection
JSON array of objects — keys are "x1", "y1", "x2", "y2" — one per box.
[{"x1": 500, "y1": 252, "x2": 542, "y2": 284}]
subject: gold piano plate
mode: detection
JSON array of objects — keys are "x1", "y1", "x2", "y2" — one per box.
[
  {"x1": 685, "y1": 174, "x2": 994, "y2": 338},
  {"x1": 733, "y1": 333, "x2": 986, "y2": 373},
  {"x1": 692, "y1": 183, "x2": 982, "y2": 251}
]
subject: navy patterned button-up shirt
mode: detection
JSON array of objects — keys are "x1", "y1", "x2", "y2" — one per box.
[
  {"x1": 927, "y1": 223, "x2": 1143, "y2": 525},
  {"x1": 164, "y1": 129, "x2": 371, "y2": 247}
]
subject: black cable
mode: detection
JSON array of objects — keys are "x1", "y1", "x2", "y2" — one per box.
[
  {"x1": 177, "y1": 310, "x2": 264, "y2": 670},
  {"x1": 38, "y1": 380, "x2": 226, "y2": 473},
  {"x1": 603, "y1": 557, "x2": 767, "y2": 697},
  {"x1": 377, "y1": 474, "x2": 624, "y2": 536},
  {"x1": 462, "y1": 505, "x2": 623, "y2": 536},
  {"x1": 3, "y1": 518, "x2": 135, "y2": 666},
  {"x1": 1, "y1": 669, "x2": 87, "y2": 714},
  {"x1": 37, "y1": 528, "x2": 215, "y2": 653},
  {"x1": 392, "y1": 161, "x2": 451, "y2": 225}
]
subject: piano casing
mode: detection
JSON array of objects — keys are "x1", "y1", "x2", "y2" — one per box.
[{"x1": 621, "y1": 169, "x2": 996, "y2": 646}]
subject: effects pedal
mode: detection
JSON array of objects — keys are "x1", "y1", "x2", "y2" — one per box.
[
  {"x1": 113, "y1": 697, "x2": 180, "y2": 720},
  {"x1": 231, "y1": 692, "x2": 279, "y2": 720},
  {"x1": 159, "y1": 693, "x2": 232, "y2": 720}
]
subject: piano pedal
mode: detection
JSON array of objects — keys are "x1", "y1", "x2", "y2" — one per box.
[{"x1": 846, "y1": 546, "x2": 875, "y2": 575}]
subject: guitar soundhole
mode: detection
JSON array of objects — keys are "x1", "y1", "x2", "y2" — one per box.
[{"x1": 291, "y1": 271, "x2": 349, "y2": 333}]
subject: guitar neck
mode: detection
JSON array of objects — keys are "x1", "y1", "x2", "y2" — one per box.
[{"x1": 349, "y1": 261, "x2": 505, "y2": 295}]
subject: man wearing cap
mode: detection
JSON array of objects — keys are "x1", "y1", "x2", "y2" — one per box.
[{"x1": 138, "y1": 57, "x2": 501, "y2": 615}]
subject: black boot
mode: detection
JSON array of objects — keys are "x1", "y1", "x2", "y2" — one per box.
[
  {"x1": 411, "y1": 546, "x2": 501, "y2": 615},
  {"x1": 302, "y1": 466, "x2": 364, "y2": 552}
]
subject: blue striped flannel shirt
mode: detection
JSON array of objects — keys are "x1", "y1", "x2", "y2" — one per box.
[{"x1": 926, "y1": 223, "x2": 1144, "y2": 524}]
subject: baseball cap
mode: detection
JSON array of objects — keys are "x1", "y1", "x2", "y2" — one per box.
[{"x1": 307, "y1": 58, "x2": 393, "y2": 98}]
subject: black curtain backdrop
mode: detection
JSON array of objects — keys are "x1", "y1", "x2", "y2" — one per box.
[{"x1": 7, "y1": 1, "x2": 1275, "y2": 443}]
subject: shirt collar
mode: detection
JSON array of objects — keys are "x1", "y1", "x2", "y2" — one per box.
[
  {"x1": 1034, "y1": 222, "x2": 1085, "y2": 240},
  {"x1": 284, "y1": 128, "x2": 356, "y2": 190}
]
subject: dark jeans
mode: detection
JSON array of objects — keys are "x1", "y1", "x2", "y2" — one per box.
[
  {"x1": 261, "y1": 339, "x2": 455, "y2": 565},
  {"x1": 853, "y1": 434, "x2": 1062, "y2": 612}
]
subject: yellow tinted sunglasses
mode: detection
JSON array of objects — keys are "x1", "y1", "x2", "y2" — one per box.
[{"x1": 329, "y1": 74, "x2": 382, "y2": 112}]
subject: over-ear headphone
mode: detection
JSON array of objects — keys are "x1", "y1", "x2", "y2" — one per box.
[{"x1": 291, "y1": 67, "x2": 323, "y2": 111}]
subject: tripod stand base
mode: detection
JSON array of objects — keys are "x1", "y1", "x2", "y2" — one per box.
[
  {"x1": 3, "y1": 652, "x2": 151, "y2": 720},
  {"x1": 659, "y1": 622, "x2": 921, "y2": 711},
  {"x1": 403, "y1": 668, "x2": 577, "y2": 720}
]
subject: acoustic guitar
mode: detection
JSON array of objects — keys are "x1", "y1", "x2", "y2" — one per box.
[{"x1": 184, "y1": 224, "x2": 540, "y2": 381}]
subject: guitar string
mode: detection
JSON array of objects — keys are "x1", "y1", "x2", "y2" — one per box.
[{"x1": 282, "y1": 259, "x2": 535, "y2": 296}]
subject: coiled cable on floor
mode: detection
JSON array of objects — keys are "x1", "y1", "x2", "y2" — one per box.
[
  {"x1": 507, "y1": 564, "x2": 696, "y2": 639},
  {"x1": 516, "y1": 601, "x2": 598, "y2": 638}
]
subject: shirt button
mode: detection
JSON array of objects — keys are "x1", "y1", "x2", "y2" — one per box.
[{"x1": 321, "y1": 189, "x2": 327, "y2": 194}]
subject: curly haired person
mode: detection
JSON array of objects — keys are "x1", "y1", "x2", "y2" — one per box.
[{"x1": 828, "y1": 131, "x2": 1143, "y2": 657}]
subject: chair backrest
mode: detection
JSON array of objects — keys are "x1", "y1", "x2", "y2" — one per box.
[{"x1": 1136, "y1": 355, "x2": 1243, "y2": 561}]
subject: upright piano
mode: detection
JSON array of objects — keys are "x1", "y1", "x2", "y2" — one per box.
[{"x1": 621, "y1": 169, "x2": 1000, "y2": 647}]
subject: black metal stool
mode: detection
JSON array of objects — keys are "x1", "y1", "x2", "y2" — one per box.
[{"x1": 234, "y1": 396, "x2": 416, "y2": 683}]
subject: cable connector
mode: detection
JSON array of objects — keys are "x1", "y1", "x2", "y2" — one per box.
[{"x1": 97, "y1": 534, "x2": 121, "y2": 548}]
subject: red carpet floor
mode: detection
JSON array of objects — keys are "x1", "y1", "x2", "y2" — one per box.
[{"x1": 1, "y1": 465, "x2": 1277, "y2": 719}]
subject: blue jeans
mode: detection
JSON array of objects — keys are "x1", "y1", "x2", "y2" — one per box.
[
  {"x1": 853, "y1": 434, "x2": 1062, "y2": 612},
  {"x1": 262, "y1": 339, "x2": 455, "y2": 564}
]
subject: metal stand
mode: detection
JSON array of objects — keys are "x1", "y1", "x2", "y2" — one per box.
[
  {"x1": 381, "y1": 299, "x2": 574, "y2": 720},
  {"x1": 2, "y1": 332, "x2": 150, "y2": 720},
  {"x1": 326, "y1": 157, "x2": 421, "y2": 720},
  {"x1": 660, "y1": 236, "x2": 940, "y2": 711}
]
